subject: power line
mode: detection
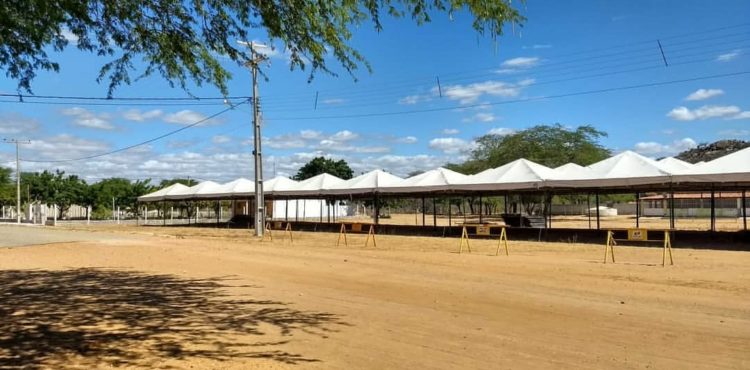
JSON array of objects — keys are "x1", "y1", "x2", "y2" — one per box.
[
  {"x1": 0, "y1": 93, "x2": 251, "y2": 101},
  {"x1": 265, "y1": 71, "x2": 750, "y2": 121},
  {"x1": 20, "y1": 99, "x2": 250, "y2": 163}
]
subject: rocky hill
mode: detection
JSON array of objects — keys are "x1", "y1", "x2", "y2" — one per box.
[{"x1": 675, "y1": 140, "x2": 750, "y2": 163}]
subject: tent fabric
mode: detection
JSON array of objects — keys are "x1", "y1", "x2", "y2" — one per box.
[
  {"x1": 657, "y1": 157, "x2": 694, "y2": 173},
  {"x1": 137, "y1": 183, "x2": 189, "y2": 202},
  {"x1": 381, "y1": 167, "x2": 468, "y2": 193},
  {"x1": 673, "y1": 147, "x2": 750, "y2": 183},
  {"x1": 166, "y1": 181, "x2": 223, "y2": 200},
  {"x1": 326, "y1": 170, "x2": 404, "y2": 195},
  {"x1": 454, "y1": 159, "x2": 555, "y2": 191},
  {"x1": 547, "y1": 151, "x2": 672, "y2": 188},
  {"x1": 263, "y1": 176, "x2": 299, "y2": 195},
  {"x1": 136, "y1": 149, "x2": 750, "y2": 202}
]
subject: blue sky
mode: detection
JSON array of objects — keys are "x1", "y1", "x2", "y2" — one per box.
[{"x1": 1, "y1": 0, "x2": 749, "y2": 182}]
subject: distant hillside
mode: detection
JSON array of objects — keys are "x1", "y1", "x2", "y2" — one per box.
[{"x1": 675, "y1": 140, "x2": 750, "y2": 163}]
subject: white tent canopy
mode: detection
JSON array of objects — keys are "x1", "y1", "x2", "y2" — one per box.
[
  {"x1": 657, "y1": 157, "x2": 694, "y2": 173},
  {"x1": 547, "y1": 151, "x2": 672, "y2": 188},
  {"x1": 137, "y1": 183, "x2": 189, "y2": 202},
  {"x1": 137, "y1": 149, "x2": 749, "y2": 202},
  {"x1": 382, "y1": 167, "x2": 468, "y2": 193},
  {"x1": 455, "y1": 159, "x2": 555, "y2": 191},
  {"x1": 326, "y1": 169, "x2": 404, "y2": 195},
  {"x1": 674, "y1": 147, "x2": 750, "y2": 183}
]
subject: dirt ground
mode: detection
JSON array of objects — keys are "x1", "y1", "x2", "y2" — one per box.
[{"x1": 1, "y1": 224, "x2": 748, "y2": 369}]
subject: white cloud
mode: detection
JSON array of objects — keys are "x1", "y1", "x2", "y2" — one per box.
[
  {"x1": 163, "y1": 110, "x2": 221, "y2": 126},
  {"x1": 667, "y1": 105, "x2": 750, "y2": 121},
  {"x1": 716, "y1": 49, "x2": 742, "y2": 62},
  {"x1": 211, "y1": 135, "x2": 231, "y2": 144},
  {"x1": 439, "y1": 80, "x2": 525, "y2": 104},
  {"x1": 685, "y1": 88, "x2": 724, "y2": 101},
  {"x1": 428, "y1": 137, "x2": 475, "y2": 154},
  {"x1": 123, "y1": 109, "x2": 163, "y2": 122},
  {"x1": 24, "y1": 134, "x2": 111, "y2": 161},
  {"x1": 322, "y1": 98, "x2": 345, "y2": 105},
  {"x1": 299, "y1": 130, "x2": 323, "y2": 140},
  {"x1": 316, "y1": 139, "x2": 389, "y2": 153},
  {"x1": 633, "y1": 138, "x2": 697, "y2": 156},
  {"x1": 398, "y1": 94, "x2": 431, "y2": 105},
  {"x1": 395, "y1": 136, "x2": 418, "y2": 144},
  {"x1": 501, "y1": 57, "x2": 539, "y2": 68},
  {"x1": 264, "y1": 134, "x2": 307, "y2": 149},
  {"x1": 60, "y1": 29, "x2": 78, "y2": 42},
  {"x1": 487, "y1": 127, "x2": 515, "y2": 136},
  {"x1": 463, "y1": 112, "x2": 496, "y2": 123},
  {"x1": 330, "y1": 130, "x2": 359, "y2": 141},
  {"x1": 0, "y1": 113, "x2": 40, "y2": 134},
  {"x1": 442, "y1": 128, "x2": 459, "y2": 135},
  {"x1": 61, "y1": 107, "x2": 114, "y2": 130}
]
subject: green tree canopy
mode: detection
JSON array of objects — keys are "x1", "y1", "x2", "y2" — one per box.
[
  {"x1": 1, "y1": 0, "x2": 523, "y2": 96},
  {"x1": 0, "y1": 167, "x2": 13, "y2": 206},
  {"x1": 293, "y1": 157, "x2": 354, "y2": 181},
  {"x1": 447, "y1": 124, "x2": 611, "y2": 174}
]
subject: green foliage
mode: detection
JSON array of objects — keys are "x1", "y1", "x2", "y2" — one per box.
[
  {"x1": 448, "y1": 124, "x2": 611, "y2": 174},
  {"x1": 90, "y1": 178, "x2": 153, "y2": 215},
  {"x1": 0, "y1": 0, "x2": 523, "y2": 96},
  {"x1": 20, "y1": 170, "x2": 87, "y2": 218},
  {"x1": 293, "y1": 157, "x2": 354, "y2": 181},
  {"x1": 0, "y1": 167, "x2": 13, "y2": 206}
]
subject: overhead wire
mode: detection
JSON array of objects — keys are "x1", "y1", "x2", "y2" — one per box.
[{"x1": 20, "y1": 99, "x2": 251, "y2": 163}]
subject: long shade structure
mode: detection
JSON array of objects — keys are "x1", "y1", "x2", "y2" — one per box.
[{"x1": 138, "y1": 148, "x2": 750, "y2": 202}]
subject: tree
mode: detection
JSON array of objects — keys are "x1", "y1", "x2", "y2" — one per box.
[
  {"x1": 1, "y1": 0, "x2": 523, "y2": 96},
  {"x1": 447, "y1": 124, "x2": 611, "y2": 174},
  {"x1": 293, "y1": 157, "x2": 354, "y2": 181},
  {"x1": 0, "y1": 167, "x2": 13, "y2": 206}
]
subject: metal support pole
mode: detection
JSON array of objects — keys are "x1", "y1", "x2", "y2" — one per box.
[
  {"x1": 710, "y1": 189, "x2": 716, "y2": 232},
  {"x1": 285, "y1": 199, "x2": 289, "y2": 221},
  {"x1": 374, "y1": 194, "x2": 380, "y2": 225},
  {"x1": 743, "y1": 190, "x2": 747, "y2": 231},
  {"x1": 479, "y1": 195, "x2": 483, "y2": 224},
  {"x1": 595, "y1": 192, "x2": 600, "y2": 230},
  {"x1": 421, "y1": 196, "x2": 425, "y2": 226},
  {"x1": 635, "y1": 192, "x2": 640, "y2": 228},
  {"x1": 432, "y1": 197, "x2": 437, "y2": 227},
  {"x1": 669, "y1": 191, "x2": 675, "y2": 230},
  {"x1": 447, "y1": 198, "x2": 452, "y2": 227}
]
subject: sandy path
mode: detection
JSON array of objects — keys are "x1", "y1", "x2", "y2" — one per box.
[{"x1": 0, "y1": 226, "x2": 748, "y2": 369}]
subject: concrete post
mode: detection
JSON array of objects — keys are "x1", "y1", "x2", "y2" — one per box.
[
  {"x1": 87, "y1": 206, "x2": 91, "y2": 225},
  {"x1": 117, "y1": 206, "x2": 120, "y2": 224}
]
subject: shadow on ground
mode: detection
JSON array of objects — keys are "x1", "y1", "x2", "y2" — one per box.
[{"x1": 0, "y1": 268, "x2": 348, "y2": 369}]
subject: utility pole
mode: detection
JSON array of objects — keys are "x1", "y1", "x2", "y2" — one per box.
[
  {"x1": 241, "y1": 41, "x2": 268, "y2": 237},
  {"x1": 3, "y1": 138, "x2": 31, "y2": 224}
]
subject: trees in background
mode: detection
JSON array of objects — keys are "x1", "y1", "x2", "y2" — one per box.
[
  {"x1": 447, "y1": 124, "x2": 612, "y2": 174},
  {"x1": 293, "y1": 157, "x2": 354, "y2": 181}
]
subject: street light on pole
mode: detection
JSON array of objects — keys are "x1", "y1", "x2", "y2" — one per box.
[{"x1": 238, "y1": 40, "x2": 270, "y2": 237}]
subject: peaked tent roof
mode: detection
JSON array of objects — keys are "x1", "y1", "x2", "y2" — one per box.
[
  {"x1": 137, "y1": 183, "x2": 189, "y2": 202},
  {"x1": 382, "y1": 167, "x2": 468, "y2": 193},
  {"x1": 551, "y1": 163, "x2": 592, "y2": 179},
  {"x1": 263, "y1": 176, "x2": 299, "y2": 195},
  {"x1": 674, "y1": 147, "x2": 750, "y2": 183},
  {"x1": 197, "y1": 178, "x2": 254, "y2": 198},
  {"x1": 657, "y1": 157, "x2": 694, "y2": 173},
  {"x1": 545, "y1": 151, "x2": 673, "y2": 188},
  {"x1": 454, "y1": 159, "x2": 555, "y2": 191},
  {"x1": 166, "y1": 181, "x2": 223, "y2": 200},
  {"x1": 326, "y1": 170, "x2": 404, "y2": 195}
]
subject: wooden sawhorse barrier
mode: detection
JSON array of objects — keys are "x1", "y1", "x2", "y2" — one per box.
[
  {"x1": 458, "y1": 225, "x2": 509, "y2": 256},
  {"x1": 336, "y1": 222, "x2": 377, "y2": 247},
  {"x1": 262, "y1": 221, "x2": 295, "y2": 243},
  {"x1": 605, "y1": 229, "x2": 673, "y2": 266}
]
